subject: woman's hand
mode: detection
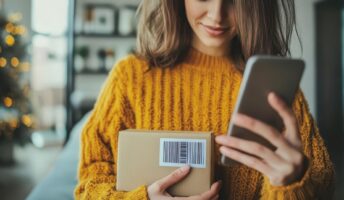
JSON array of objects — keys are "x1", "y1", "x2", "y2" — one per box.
[
  {"x1": 147, "y1": 165, "x2": 222, "y2": 200},
  {"x1": 216, "y1": 92, "x2": 307, "y2": 186}
]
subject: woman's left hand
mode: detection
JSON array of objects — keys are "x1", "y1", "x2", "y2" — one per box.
[{"x1": 215, "y1": 92, "x2": 307, "y2": 186}]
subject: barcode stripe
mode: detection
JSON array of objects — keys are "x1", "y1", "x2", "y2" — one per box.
[{"x1": 161, "y1": 140, "x2": 205, "y2": 166}]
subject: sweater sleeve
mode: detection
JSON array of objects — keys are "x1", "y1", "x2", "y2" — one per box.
[
  {"x1": 260, "y1": 90, "x2": 335, "y2": 199},
  {"x1": 74, "y1": 58, "x2": 149, "y2": 200}
]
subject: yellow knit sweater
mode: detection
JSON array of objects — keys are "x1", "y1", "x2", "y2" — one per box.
[{"x1": 74, "y1": 49, "x2": 334, "y2": 199}]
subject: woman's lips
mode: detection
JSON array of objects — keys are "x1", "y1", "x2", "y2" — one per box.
[{"x1": 201, "y1": 23, "x2": 229, "y2": 37}]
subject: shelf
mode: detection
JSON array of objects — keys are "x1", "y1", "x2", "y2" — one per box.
[
  {"x1": 75, "y1": 70, "x2": 109, "y2": 75},
  {"x1": 74, "y1": 33, "x2": 136, "y2": 38},
  {"x1": 67, "y1": 0, "x2": 140, "y2": 141}
]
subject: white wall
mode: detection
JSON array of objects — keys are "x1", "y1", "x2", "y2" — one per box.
[{"x1": 291, "y1": 0, "x2": 319, "y2": 117}]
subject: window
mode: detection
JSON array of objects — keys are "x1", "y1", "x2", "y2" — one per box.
[{"x1": 30, "y1": 0, "x2": 70, "y2": 146}]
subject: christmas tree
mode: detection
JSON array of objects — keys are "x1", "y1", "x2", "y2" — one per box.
[{"x1": 0, "y1": 13, "x2": 33, "y2": 146}]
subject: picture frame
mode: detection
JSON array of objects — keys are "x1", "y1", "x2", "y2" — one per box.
[{"x1": 83, "y1": 4, "x2": 116, "y2": 35}]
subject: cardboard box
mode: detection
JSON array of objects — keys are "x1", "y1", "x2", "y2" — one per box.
[{"x1": 116, "y1": 129, "x2": 214, "y2": 197}]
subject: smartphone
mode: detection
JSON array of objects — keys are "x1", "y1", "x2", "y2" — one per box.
[{"x1": 221, "y1": 55, "x2": 305, "y2": 166}]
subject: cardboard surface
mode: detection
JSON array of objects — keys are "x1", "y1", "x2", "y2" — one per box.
[{"x1": 116, "y1": 129, "x2": 214, "y2": 197}]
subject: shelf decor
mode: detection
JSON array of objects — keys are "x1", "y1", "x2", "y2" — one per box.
[
  {"x1": 74, "y1": 46, "x2": 90, "y2": 73},
  {"x1": 118, "y1": 5, "x2": 137, "y2": 36},
  {"x1": 83, "y1": 4, "x2": 116, "y2": 35},
  {"x1": 67, "y1": 0, "x2": 140, "y2": 137}
]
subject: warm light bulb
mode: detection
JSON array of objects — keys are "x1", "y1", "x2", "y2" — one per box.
[
  {"x1": 11, "y1": 57, "x2": 20, "y2": 67},
  {"x1": 22, "y1": 115, "x2": 33, "y2": 127},
  {"x1": 0, "y1": 57, "x2": 7, "y2": 67},
  {"x1": 5, "y1": 35, "x2": 15, "y2": 46},
  {"x1": 5, "y1": 23, "x2": 15, "y2": 33},
  {"x1": 3, "y1": 97, "x2": 13, "y2": 107},
  {"x1": 15, "y1": 26, "x2": 27, "y2": 35},
  {"x1": 9, "y1": 13, "x2": 23, "y2": 22}
]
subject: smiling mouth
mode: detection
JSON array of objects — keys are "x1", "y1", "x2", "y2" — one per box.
[{"x1": 201, "y1": 23, "x2": 230, "y2": 36}]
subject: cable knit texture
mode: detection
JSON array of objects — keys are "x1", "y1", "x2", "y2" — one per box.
[{"x1": 74, "y1": 48, "x2": 334, "y2": 199}]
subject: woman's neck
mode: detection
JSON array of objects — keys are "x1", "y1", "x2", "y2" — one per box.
[{"x1": 191, "y1": 38, "x2": 230, "y2": 57}]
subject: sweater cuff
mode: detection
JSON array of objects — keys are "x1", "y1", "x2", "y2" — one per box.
[
  {"x1": 261, "y1": 163, "x2": 315, "y2": 199},
  {"x1": 125, "y1": 185, "x2": 149, "y2": 200}
]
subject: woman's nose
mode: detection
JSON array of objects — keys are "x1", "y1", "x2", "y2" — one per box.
[{"x1": 207, "y1": 0, "x2": 226, "y2": 24}]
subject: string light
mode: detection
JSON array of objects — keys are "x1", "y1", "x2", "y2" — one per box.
[
  {"x1": 0, "y1": 57, "x2": 7, "y2": 67},
  {"x1": 22, "y1": 115, "x2": 33, "y2": 127},
  {"x1": 5, "y1": 23, "x2": 15, "y2": 33},
  {"x1": 5, "y1": 35, "x2": 15, "y2": 46},
  {"x1": 14, "y1": 25, "x2": 26, "y2": 35},
  {"x1": 3, "y1": 97, "x2": 14, "y2": 107},
  {"x1": 8, "y1": 13, "x2": 23, "y2": 22},
  {"x1": 11, "y1": 57, "x2": 20, "y2": 67}
]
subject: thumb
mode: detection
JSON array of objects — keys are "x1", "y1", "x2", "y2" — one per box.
[{"x1": 154, "y1": 165, "x2": 191, "y2": 191}]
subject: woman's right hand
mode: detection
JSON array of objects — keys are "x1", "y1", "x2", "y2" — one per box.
[{"x1": 147, "y1": 165, "x2": 222, "y2": 200}]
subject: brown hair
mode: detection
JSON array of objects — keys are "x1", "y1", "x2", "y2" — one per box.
[{"x1": 136, "y1": 0, "x2": 299, "y2": 70}]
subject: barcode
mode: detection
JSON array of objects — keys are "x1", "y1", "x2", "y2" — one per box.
[{"x1": 159, "y1": 138, "x2": 206, "y2": 168}]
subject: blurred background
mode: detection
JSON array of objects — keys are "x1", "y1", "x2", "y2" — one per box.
[{"x1": 0, "y1": 0, "x2": 342, "y2": 199}]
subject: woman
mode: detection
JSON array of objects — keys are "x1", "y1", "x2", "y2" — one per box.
[{"x1": 75, "y1": 0, "x2": 334, "y2": 199}]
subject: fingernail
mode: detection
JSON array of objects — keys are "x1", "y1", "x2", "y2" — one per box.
[
  {"x1": 268, "y1": 93, "x2": 277, "y2": 103},
  {"x1": 271, "y1": 92, "x2": 278, "y2": 99},
  {"x1": 219, "y1": 146, "x2": 226, "y2": 154}
]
